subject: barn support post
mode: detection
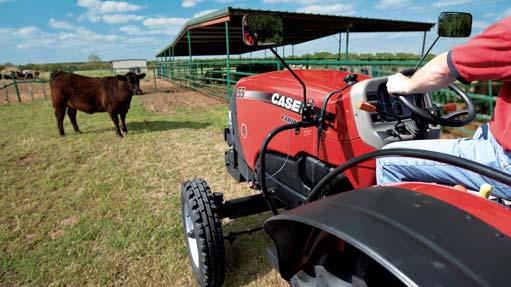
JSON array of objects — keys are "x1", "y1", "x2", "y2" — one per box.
[
  {"x1": 338, "y1": 32, "x2": 342, "y2": 62},
  {"x1": 162, "y1": 56, "x2": 166, "y2": 79},
  {"x1": 225, "y1": 21, "x2": 232, "y2": 98},
  {"x1": 421, "y1": 31, "x2": 427, "y2": 56},
  {"x1": 187, "y1": 29, "x2": 194, "y2": 89},
  {"x1": 11, "y1": 72, "x2": 21, "y2": 102},
  {"x1": 292, "y1": 44, "x2": 294, "y2": 58},
  {"x1": 345, "y1": 28, "x2": 350, "y2": 61}
]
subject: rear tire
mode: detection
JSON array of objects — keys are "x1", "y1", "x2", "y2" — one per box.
[{"x1": 180, "y1": 179, "x2": 225, "y2": 287}]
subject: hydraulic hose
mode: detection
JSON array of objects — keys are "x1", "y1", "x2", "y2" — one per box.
[
  {"x1": 308, "y1": 148, "x2": 511, "y2": 201},
  {"x1": 259, "y1": 120, "x2": 318, "y2": 215}
]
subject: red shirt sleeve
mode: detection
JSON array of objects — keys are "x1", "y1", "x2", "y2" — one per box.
[{"x1": 448, "y1": 16, "x2": 511, "y2": 84}]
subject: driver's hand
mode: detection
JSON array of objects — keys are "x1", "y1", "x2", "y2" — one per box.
[{"x1": 387, "y1": 73, "x2": 413, "y2": 96}]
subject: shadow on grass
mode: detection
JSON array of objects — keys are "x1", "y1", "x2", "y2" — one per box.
[
  {"x1": 222, "y1": 212, "x2": 278, "y2": 286},
  {"x1": 92, "y1": 120, "x2": 210, "y2": 134}
]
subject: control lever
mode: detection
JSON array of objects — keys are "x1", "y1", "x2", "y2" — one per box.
[{"x1": 357, "y1": 101, "x2": 400, "y2": 121}]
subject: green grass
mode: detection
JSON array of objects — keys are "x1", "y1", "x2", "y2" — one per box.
[{"x1": 0, "y1": 97, "x2": 284, "y2": 286}]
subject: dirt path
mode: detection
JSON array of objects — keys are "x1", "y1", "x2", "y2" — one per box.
[{"x1": 142, "y1": 84, "x2": 226, "y2": 113}]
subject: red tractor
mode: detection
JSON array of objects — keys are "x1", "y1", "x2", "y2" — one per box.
[{"x1": 180, "y1": 12, "x2": 511, "y2": 287}]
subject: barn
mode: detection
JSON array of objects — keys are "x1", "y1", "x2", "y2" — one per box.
[{"x1": 111, "y1": 59, "x2": 147, "y2": 74}]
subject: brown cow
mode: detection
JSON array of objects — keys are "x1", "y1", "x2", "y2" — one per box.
[{"x1": 50, "y1": 71, "x2": 145, "y2": 137}]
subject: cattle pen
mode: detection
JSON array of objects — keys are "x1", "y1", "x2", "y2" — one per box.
[
  {"x1": 154, "y1": 7, "x2": 498, "y2": 135},
  {"x1": 0, "y1": 68, "x2": 161, "y2": 105}
]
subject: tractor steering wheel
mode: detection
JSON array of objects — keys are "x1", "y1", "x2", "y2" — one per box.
[{"x1": 396, "y1": 69, "x2": 476, "y2": 127}]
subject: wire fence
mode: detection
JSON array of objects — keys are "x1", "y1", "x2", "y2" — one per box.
[{"x1": 0, "y1": 68, "x2": 160, "y2": 104}]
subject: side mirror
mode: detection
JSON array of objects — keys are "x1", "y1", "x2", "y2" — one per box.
[
  {"x1": 242, "y1": 14, "x2": 284, "y2": 47},
  {"x1": 438, "y1": 12, "x2": 472, "y2": 38}
]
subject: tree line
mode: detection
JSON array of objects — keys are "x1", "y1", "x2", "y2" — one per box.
[{"x1": 2, "y1": 52, "x2": 433, "y2": 72}]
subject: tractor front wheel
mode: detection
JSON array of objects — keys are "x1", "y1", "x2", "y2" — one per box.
[{"x1": 180, "y1": 179, "x2": 225, "y2": 287}]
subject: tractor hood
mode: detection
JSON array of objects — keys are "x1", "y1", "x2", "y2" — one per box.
[{"x1": 236, "y1": 69, "x2": 370, "y2": 107}]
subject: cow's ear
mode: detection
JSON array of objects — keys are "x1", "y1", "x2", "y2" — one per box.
[
  {"x1": 137, "y1": 73, "x2": 146, "y2": 79},
  {"x1": 116, "y1": 75, "x2": 127, "y2": 81}
]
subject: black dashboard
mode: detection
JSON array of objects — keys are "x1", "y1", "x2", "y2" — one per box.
[{"x1": 366, "y1": 83, "x2": 419, "y2": 122}]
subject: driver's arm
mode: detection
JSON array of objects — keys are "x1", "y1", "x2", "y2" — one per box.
[
  {"x1": 387, "y1": 52, "x2": 454, "y2": 95},
  {"x1": 388, "y1": 16, "x2": 511, "y2": 95}
]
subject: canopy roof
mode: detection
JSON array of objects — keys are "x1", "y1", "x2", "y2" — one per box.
[{"x1": 156, "y1": 7, "x2": 435, "y2": 58}]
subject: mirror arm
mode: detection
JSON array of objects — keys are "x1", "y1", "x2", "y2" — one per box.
[
  {"x1": 415, "y1": 35, "x2": 440, "y2": 69},
  {"x1": 269, "y1": 47, "x2": 311, "y2": 121}
]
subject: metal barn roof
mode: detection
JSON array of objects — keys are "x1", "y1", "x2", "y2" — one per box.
[{"x1": 156, "y1": 7, "x2": 435, "y2": 58}]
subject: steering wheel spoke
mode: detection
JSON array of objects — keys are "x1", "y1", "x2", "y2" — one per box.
[
  {"x1": 445, "y1": 110, "x2": 469, "y2": 120},
  {"x1": 394, "y1": 70, "x2": 476, "y2": 127}
]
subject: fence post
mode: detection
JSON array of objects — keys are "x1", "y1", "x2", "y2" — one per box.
[
  {"x1": 170, "y1": 47, "x2": 174, "y2": 81},
  {"x1": 153, "y1": 68, "x2": 158, "y2": 92},
  {"x1": 11, "y1": 72, "x2": 21, "y2": 103},
  {"x1": 28, "y1": 81, "x2": 34, "y2": 100},
  {"x1": 2, "y1": 75, "x2": 8, "y2": 103},
  {"x1": 41, "y1": 80, "x2": 47, "y2": 101}
]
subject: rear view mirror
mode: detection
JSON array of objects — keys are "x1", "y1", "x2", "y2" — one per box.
[
  {"x1": 242, "y1": 14, "x2": 284, "y2": 47},
  {"x1": 438, "y1": 12, "x2": 472, "y2": 38}
]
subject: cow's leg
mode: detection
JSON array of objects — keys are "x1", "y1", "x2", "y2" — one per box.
[
  {"x1": 67, "y1": 107, "x2": 81, "y2": 133},
  {"x1": 120, "y1": 112, "x2": 127, "y2": 133},
  {"x1": 54, "y1": 105, "x2": 66, "y2": 136},
  {"x1": 109, "y1": 112, "x2": 123, "y2": 137}
]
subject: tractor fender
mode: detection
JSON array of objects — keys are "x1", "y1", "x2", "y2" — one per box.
[{"x1": 264, "y1": 186, "x2": 511, "y2": 287}]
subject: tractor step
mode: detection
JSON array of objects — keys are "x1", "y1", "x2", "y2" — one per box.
[{"x1": 216, "y1": 193, "x2": 275, "y2": 219}]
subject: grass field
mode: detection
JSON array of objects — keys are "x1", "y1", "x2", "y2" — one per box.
[{"x1": 0, "y1": 90, "x2": 286, "y2": 286}]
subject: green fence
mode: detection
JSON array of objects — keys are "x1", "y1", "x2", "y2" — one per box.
[{"x1": 156, "y1": 58, "x2": 497, "y2": 127}]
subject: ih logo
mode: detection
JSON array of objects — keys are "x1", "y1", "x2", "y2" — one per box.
[{"x1": 271, "y1": 93, "x2": 303, "y2": 113}]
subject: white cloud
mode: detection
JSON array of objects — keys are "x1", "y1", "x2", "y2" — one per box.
[
  {"x1": 77, "y1": 0, "x2": 144, "y2": 13},
  {"x1": 1, "y1": 22, "x2": 165, "y2": 63},
  {"x1": 143, "y1": 17, "x2": 188, "y2": 28},
  {"x1": 49, "y1": 18, "x2": 77, "y2": 30},
  {"x1": 263, "y1": 0, "x2": 320, "y2": 3},
  {"x1": 101, "y1": 14, "x2": 144, "y2": 24},
  {"x1": 193, "y1": 9, "x2": 218, "y2": 18},
  {"x1": 182, "y1": 0, "x2": 201, "y2": 8},
  {"x1": 77, "y1": 0, "x2": 145, "y2": 24},
  {"x1": 0, "y1": 0, "x2": 11, "y2": 3},
  {"x1": 16, "y1": 26, "x2": 44, "y2": 38},
  {"x1": 432, "y1": 0, "x2": 473, "y2": 8},
  {"x1": 296, "y1": 3, "x2": 354, "y2": 15},
  {"x1": 119, "y1": 25, "x2": 141, "y2": 35},
  {"x1": 375, "y1": 0, "x2": 409, "y2": 10}
]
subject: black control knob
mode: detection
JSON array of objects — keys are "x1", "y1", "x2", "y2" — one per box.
[{"x1": 343, "y1": 73, "x2": 358, "y2": 85}]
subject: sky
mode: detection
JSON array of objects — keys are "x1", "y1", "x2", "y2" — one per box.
[{"x1": 0, "y1": 0, "x2": 510, "y2": 64}]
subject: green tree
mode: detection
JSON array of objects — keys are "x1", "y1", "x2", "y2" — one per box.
[{"x1": 87, "y1": 54, "x2": 102, "y2": 63}]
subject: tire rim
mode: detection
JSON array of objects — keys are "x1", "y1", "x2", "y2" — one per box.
[{"x1": 184, "y1": 202, "x2": 200, "y2": 269}]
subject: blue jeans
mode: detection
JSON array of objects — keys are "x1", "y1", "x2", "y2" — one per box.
[{"x1": 376, "y1": 124, "x2": 511, "y2": 199}]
